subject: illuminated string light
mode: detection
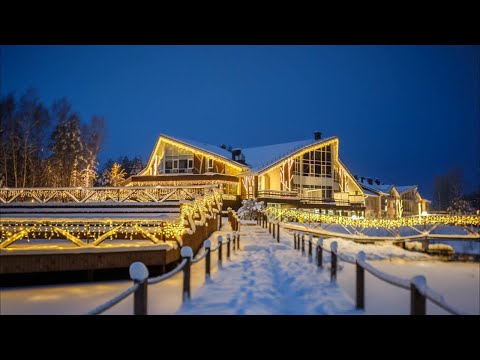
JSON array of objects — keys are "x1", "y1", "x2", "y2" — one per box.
[
  {"x1": 0, "y1": 187, "x2": 223, "y2": 250},
  {"x1": 265, "y1": 207, "x2": 480, "y2": 228}
]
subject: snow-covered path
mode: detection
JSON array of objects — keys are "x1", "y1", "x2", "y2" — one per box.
[{"x1": 178, "y1": 223, "x2": 358, "y2": 315}]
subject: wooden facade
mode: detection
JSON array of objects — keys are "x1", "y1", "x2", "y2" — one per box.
[{"x1": 128, "y1": 133, "x2": 368, "y2": 214}]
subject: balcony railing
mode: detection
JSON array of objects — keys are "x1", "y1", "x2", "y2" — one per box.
[
  {"x1": 258, "y1": 189, "x2": 365, "y2": 207},
  {"x1": 257, "y1": 190, "x2": 299, "y2": 199}
]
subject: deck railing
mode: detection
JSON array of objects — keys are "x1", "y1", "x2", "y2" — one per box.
[{"x1": 0, "y1": 185, "x2": 216, "y2": 204}]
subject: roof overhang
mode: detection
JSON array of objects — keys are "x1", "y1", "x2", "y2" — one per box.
[
  {"x1": 142, "y1": 135, "x2": 250, "y2": 175},
  {"x1": 257, "y1": 137, "x2": 338, "y2": 175}
]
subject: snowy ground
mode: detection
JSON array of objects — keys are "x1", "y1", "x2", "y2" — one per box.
[
  {"x1": 1, "y1": 221, "x2": 477, "y2": 315},
  {"x1": 336, "y1": 259, "x2": 479, "y2": 315},
  {"x1": 178, "y1": 224, "x2": 357, "y2": 315}
]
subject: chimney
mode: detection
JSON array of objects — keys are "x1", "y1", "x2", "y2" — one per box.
[
  {"x1": 367, "y1": 178, "x2": 373, "y2": 185},
  {"x1": 220, "y1": 144, "x2": 227, "y2": 149},
  {"x1": 354, "y1": 175, "x2": 358, "y2": 180},
  {"x1": 231, "y1": 148, "x2": 242, "y2": 162},
  {"x1": 360, "y1": 176, "x2": 365, "y2": 183},
  {"x1": 314, "y1": 131, "x2": 322, "y2": 140},
  {"x1": 375, "y1": 178, "x2": 380, "y2": 185},
  {"x1": 239, "y1": 153, "x2": 246, "y2": 164}
]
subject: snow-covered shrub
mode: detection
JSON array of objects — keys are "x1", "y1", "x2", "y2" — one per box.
[{"x1": 237, "y1": 198, "x2": 265, "y2": 220}]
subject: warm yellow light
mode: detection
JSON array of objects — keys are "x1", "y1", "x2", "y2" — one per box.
[{"x1": 265, "y1": 207, "x2": 480, "y2": 228}]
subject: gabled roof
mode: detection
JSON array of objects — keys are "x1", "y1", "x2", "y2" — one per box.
[
  {"x1": 361, "y1": 187, "x2": 382, "y2": 196},
  {"x1": 360, "y1": 184, "x2": 389, "y2": 196},
  {"x1": 396, "y1": 185, "x2": 417, "y2": 194},
  {"x1": 144, "y1": 134, "x2": 338, "y2": 175},
  {"x1": 158, "y1": 134, "x2": 248, "y2": 170},
  {"x1": 164, "y1": 134, "x2": 233, "y2": 160},
  {"x1": 242, "y1": 136, "x2": 337, "y2": 173}
]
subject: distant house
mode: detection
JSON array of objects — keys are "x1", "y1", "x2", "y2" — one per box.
[
  {"x1": 123, "y1": 132, "x2": 366, "y2": 216},
  {"x1": 358, "y1": 177, "x2": 430, "y2": 218}
]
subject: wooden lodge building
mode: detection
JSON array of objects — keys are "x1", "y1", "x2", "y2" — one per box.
[
  {"x1": 358, "y1": 177, "x2": 430, "y2": 218},
  {"x1": 123, "y1": 132, "x2": 367, "y2": 217}
]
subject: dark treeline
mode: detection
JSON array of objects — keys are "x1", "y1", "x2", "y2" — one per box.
[
  {"x1": 0, "y1": 89, "x2": 147, "y2": 188},
  {"x1": 0, "y1": 89, "x2": 106, "y2": 187}
]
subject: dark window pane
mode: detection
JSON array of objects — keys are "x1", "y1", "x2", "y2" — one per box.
[
  {"x1": 165, "y1": 161, "x2": 172, "y2": 170},
  {"x1": 179, "y1": 159, "x2": 187, "y2": 168}
]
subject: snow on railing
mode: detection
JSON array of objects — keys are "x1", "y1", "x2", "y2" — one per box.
[
  {"x1": 87, "y1": 224, "x2": 239, "y2": 315},
  {"x1": 148, "y1": 258, "x2": 188, "y2": 284},
  {"x1": 356, "y1": 254, "x2": 410, "y2": 290},
  {"x1": 87, "y1": 262, "x2": 148, "y2": 315},
  {"x1": 260, "y1": 210, "x2": 471, "y2": 315}
]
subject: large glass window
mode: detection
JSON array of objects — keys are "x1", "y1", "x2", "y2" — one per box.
[
  {"x1": 160, "y1": 144, "x2": 194, "y2": 174},
  {"x1": 293, "y1": 145, "x2": 332, "y2": 178}
]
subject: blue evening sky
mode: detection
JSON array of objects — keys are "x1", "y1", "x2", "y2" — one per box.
[{"x1": 1, "y1": 45, "x2": 479, "y2": 197}]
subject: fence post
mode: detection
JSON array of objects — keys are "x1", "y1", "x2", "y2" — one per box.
[
  {"x1": 129, "y1": 262, "x2": 149, "y2": 315},
  {"x1": 217, "y1": 235, "x2": 223, "y2": 264},
  {"x1": 308, "y1": 233, "x2": 313, "y2": 256},
  {"x1": 330, "y1": 241, "x2": 338, "y2": 282},
  {"x1": 232, "y1": 233, "x2": 236, "y2": 253},
  {"x1": 269, "y1": 220, "x2": 271, "y2": 234},
  {"x1": 236, "y1": 231, "x2": 241, "y2": 250},
  {"x1": 276, "y1": 222, "x2": 280, "y2": 242},
  {"x1": 301, "y1": 233, "x2": 305, "y2": 253},
  {"x1": 272, "y1": 220, "x2": 276, "y2": 239},
  {"x1": 219, "y1": 211, "x2": 222, "y2": 228},
  {"x1": 410, "y1": 275, "x2": 427, "y2": 315},
  {"x1": 227, "y1": 234, "x2": 231, "y2": 259},
  {"x1": 356, "y1": 251, "x2": 365, "y2": 310},
  {"x1": 317, "y1": 237, "x2": 323, "y2": 267},
  {"x1": 181, "y1": 246, "x2": 193, "y2": 303},
  {"x1": 205, "y1": 240, "x2": 211, "y2": 281}
]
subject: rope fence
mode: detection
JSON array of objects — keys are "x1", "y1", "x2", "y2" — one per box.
[
  {"x1": 86, "y1": 213, "x2": 240, "y2": 315},
  {"x1": 260, "y1": 210, "x2": 470, "y2": 316}
]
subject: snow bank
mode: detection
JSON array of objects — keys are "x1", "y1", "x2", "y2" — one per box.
[{"x1": 320, "y1": 238, "x2": 430, "y2": 261}]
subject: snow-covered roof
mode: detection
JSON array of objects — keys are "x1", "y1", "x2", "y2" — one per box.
[
  {"x1": 361, "y1": 187, "x2": 381, "y2": 196},
  {"x1": 360, "y1": 183, "x2": 392, "y2": 195},
  {"x1": 162, "y1": 134, "x2": 238, "y2": 163},
  {"x1": 395, "y1": 185, "x2": 417, "y2": 194},
  {"x1": 158, "y1": 134, "x2": 337, "y2": 173},
  {"x1": 242, "y1": 137, "x2": 336, "y2": 172}
]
